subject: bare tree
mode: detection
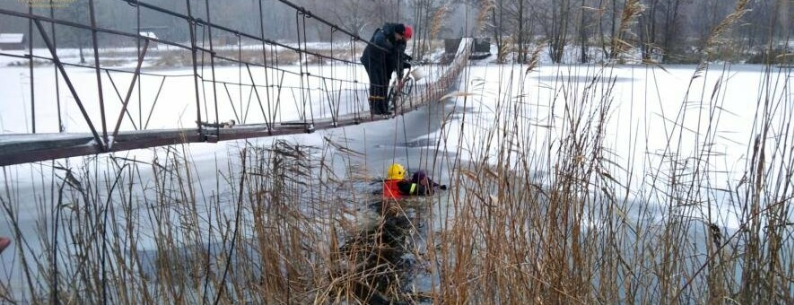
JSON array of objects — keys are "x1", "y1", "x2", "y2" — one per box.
[
  {"x1": 638, "y1": 0, "x2": 660, "y2": 60},
  {"x1": 316, "y1": 0, "x2": 373, "y2": 37},
  {"x1": 508, "y1": 0, "x2": 532, "y2": 63},
  {"x1": 658, "y1": 0, "x2": 685, "y2": 62},
  {"x1": 410, "y1": 0, "x2": 445, "y2": 60},
  {"x1": 539, "y1": 0, "x2": 572, "y2": 63},
  {"x1": 779, "y1": 0, "x2": 790, "y2": 42},
  {"x1": 489, "y1": 0, "x2": 508, "y2": 62},
  {"x1": 692, "y1": 0, "x2": 736, "y2": 51},
  {"x1": 62, "y1": 0, "x2": 90, "y2": 63},
  {"x1": 575, "y1": 0, "x2": 594, "y2": 63},
  {"x1": 609, "y1": 0, "x2": 620, "y2": 58}
]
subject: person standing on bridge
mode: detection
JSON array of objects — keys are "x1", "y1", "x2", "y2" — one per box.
[{"x1": 360, "y1": 23, "x2": 413, "y2": 116}]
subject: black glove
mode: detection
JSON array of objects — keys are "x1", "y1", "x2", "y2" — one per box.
[{"x1": 440, "y1": 185, "x2": 448, "y2": 191}]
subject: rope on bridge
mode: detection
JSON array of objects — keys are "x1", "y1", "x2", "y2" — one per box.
[{"x1": 0, "y1": 0, "x2": 471, "y2": 166}]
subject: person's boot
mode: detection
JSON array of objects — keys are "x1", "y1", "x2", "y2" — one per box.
[
  {"x1": 379, "y1": 99, "x2": 392, "y2": 116},
  {"x1": 369, "y1": 99, "x2": 380, "y2": 115}
]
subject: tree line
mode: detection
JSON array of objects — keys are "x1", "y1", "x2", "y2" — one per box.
[
  {"x1": 482, "y1": 0, "x2": 791, "y2": 64},
  {"x1": 0, "y1": 0, "x2": 790, "y2": 64}
]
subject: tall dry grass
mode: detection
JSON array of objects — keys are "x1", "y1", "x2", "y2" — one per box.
[
  {"x1": 0, "y1": 3, "x2": 792, "y2": 305},
  {"x1": 1, "y1": 65, "x2": 791, "y2": 304}
]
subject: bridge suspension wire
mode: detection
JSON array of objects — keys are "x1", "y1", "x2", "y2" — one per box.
[
  {"x1": 0, "y1": 0, "x2": 471, "y2": 166},
  {"x1": 274, "y1": 0, "x2": 388, "y2": 53}
]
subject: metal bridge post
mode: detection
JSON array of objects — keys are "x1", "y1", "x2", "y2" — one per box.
[
  {"x1": 258, "y1": 0, "x2": 274, "y2": 133},
  {"x1": 88, "y1": 0, "x2": 109, "y2": 149},
  {"x1": 186, "y1": 0, "x2": 204, "y2": 141},
  {"x1": 28, "y1": 4, "x2": 35, "y2": 134},
  {"x1": 204, "y1": 0, "x2": 220, "y2": 143},
  {"x1": 49, "y1": 1, "x2": 63, "y2": 132}
]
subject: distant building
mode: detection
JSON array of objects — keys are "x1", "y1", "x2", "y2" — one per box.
[
  {"x1": 445, "y1": 38, "x2": 462, "y2": 55},
  {"x1": 0, "y1": 33, "x2": 26, "y2": 50},
  {"x1": 138, "y1": 31, "x2": 159, "y2": 49},
  {"x1": 470, "y1": 38, "x2": 492, "y2": 60},
  {"x1": 444, "y1": 38, "x2": 492, "y2": 61}
]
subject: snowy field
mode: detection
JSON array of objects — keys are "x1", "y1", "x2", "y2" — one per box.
[{"x1": 1, "y1": 58, "x2": 792, "y2": 297}]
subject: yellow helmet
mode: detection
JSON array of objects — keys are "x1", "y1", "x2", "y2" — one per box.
[{"x1": 386, "y1": 163, "x2": 406, "y2": 180}]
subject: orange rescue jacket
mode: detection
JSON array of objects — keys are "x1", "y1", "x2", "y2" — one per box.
[{"x1": 383, "y1": 179, "x2": 403, "y2": 199}]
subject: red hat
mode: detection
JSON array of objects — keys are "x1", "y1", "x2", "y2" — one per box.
[
  {"x1": 404, "y1": 25, "x2": 413, "y2": 39},
  {"x1": 0, "y1": 237, "x2": 10, "y2": 254}
]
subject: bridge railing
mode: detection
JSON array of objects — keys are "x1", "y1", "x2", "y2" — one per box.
[{"x1": 0, "y1": 0, "x2": 470, "y2": 166}]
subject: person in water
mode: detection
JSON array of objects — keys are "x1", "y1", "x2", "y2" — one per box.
[
  {"x1": 411, "y1": 170, "x2": 447, "y2": 192},
  {"x1": 382, "y1": 163, "x2": 445, "y2": 199}
]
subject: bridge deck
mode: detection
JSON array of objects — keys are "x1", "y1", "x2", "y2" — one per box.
[{"x1": 0, "y1": 98, "x2": 433, "y2": 166}]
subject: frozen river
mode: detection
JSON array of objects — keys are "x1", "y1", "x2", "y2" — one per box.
[{"x1": 1, "y1": 61, "x2": 791, "y2": 300}]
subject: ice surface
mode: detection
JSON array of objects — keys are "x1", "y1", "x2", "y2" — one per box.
[
  {"x1": 1, "y1": 59, "x2": 791, "y2": 296},
  {"x1": 433, "y1": 63, "x2": 792, "y2": 230}
]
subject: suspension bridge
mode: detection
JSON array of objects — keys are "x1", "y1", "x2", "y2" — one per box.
[{"x1": 0, "y1": 0, "x2": 471, "y2": 166}]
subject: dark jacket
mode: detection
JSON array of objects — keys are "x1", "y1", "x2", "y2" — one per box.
[
  {"x1": 383, "y1": 179, "x2": 431, "y2": 199},
  {"x1": 360, "y1": 23, "x2": 412, "y2": 79},
  {"x1": 397, "y1": 180, "x2": 431, "y2": 196}
]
